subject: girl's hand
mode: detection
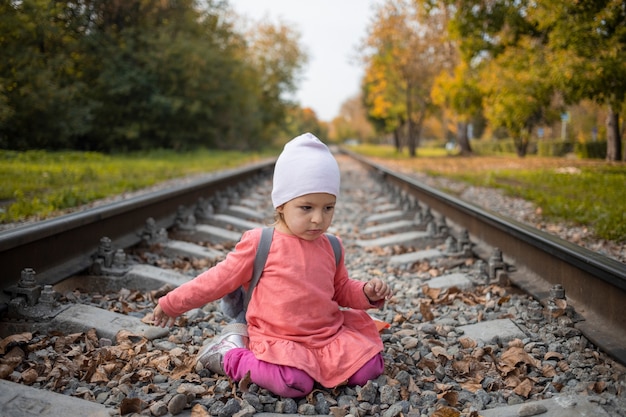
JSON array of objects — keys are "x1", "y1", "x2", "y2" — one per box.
[
  {"x1": 152, "y1": 304, "x2": 177, "y2": 328},
  {"x1": 364, "y1": 278, "x2": 392, "y2": 303}
]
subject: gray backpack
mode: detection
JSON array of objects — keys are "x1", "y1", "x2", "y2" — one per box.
[{"x1": 221, "y1": 227, "x2": 342, "y2": 323}]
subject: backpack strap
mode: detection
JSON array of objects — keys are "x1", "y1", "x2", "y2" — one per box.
[
  {"x1": 243, "y1": 227, "x2": 274, "y2": 311},
  {"x1": 326, "y1": 233, "x2": 342, "y2": 267}
]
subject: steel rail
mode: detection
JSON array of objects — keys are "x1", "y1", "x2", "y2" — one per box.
[
  {"x1": 0, "y1": 160, "x2": 274, "y2": 290},
  {"x1": 345, "y1": 150, "x2": 626, "y2": 364}
]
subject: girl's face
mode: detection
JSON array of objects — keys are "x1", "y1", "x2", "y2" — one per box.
[{"x1": 276, "y1": 193, "x2": 336, "y2": 241}]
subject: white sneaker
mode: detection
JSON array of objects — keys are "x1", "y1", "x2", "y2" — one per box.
[{"x1": 195, "y1": 323, "x2": 249, "y2": 375}]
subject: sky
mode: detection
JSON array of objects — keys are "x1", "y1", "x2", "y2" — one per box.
[{"x1": 230, "y1": 0, "x2": 381, "y2": 122}]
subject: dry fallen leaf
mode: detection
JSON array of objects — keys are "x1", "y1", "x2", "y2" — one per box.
[
  {"x1": 459, "y1": 379, "x2": 483, "y2": 393},
  {"x1": 20, "y1": 367, "x2": 39, "y2": 384},
  {"x1": 513, "y1": 378, "x2": 534, "y2": 397},
  {"x1": 191, "y1": 404, "x2": 211, "y2": 417},
  {"x1": 420, "y1": 302, "x2": 435, "y2": 322},
  {"x1": 459, "y1": 337, "x2": 477, "y2": 349},
  {"x1": 500, "y1": 346, "x2": 541, "y2": 372},
  {"x1": 119, "y1": 397, "x2": 145, "y2": 414},
  {"x1": 541, "y1": 364, "x2": 557, "y2": 378},
  {"x1": 431, "y1": 406, "x2": 461, "y2": 417},
  {"x1": 238, "y1": 370, "x2": 253, "y2": 392},
  {"x1": 544, "y1": 351, "x2": 564, "y2": 361},
  {"x1": 591, "y1": 380, "x2": 606, "y2": 393},
  {"x1": 431, "y1": 346, "x2": 453, "y2": 361},
  {"x1": 0, "y1": 363, "x2": 14, "y2": 379},
  {"x1": 441, "y1": 390, "x2": 458, "y2": 406},
  {"x1": 0, "y1": 333, "x2": 32, "y2": 354}
]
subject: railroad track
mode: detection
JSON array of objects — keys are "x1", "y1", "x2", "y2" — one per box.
[{"x1": 0, "y1": 152, "x2": 624, "y2": 417}]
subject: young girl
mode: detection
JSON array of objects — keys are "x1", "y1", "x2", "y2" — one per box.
[{"x1": 152, "y1": 132, "x2": 391, "y2": 398}]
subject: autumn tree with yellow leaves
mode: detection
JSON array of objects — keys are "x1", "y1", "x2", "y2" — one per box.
[
  {"x1": 360, "y1": 0, "x2": 453, "y2": 156},
  {"x1": 361, "y1": 0, "x2": 625, "y2": 160}
]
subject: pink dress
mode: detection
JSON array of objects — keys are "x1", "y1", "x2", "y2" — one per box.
[{"x1": 158, "y1": 228, "x2": 384, "y2": 387}]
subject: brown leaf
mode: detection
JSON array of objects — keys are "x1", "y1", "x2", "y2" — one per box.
[
  {"x1": 20, "y1": 368, "x2": 39, "y2": 385},
  {"x1": 591, "y1": 380, "x2": 606, "y2": 393},
  {"x1": 441, "y1": 390, "x2": 458, "y2": 406},
  {"x1": 513, "y1": 378, "x2": 534, "y2": 397},
  {"x1": 431, "y1": 406, "x2": 461, "y2": 417},
  {"x1": 423, "y1": 285, "x2": 442, "y2": 301},
  {"x1": 452, "y1": 360, "x2": 471, "y2": 375},
  {"x1": 238, "y1": 370, "x2": 252, "y2": 392},
  {"x1": 170, "y1": 358, "x2": 195, "y2": 380},
  {"x1": 141, "y1": 312, "x2": 155, "y2": 324},
  {"x1": 477, "y1": 310, "x2": 484, "y2": 322},
  {"x1": 544, "y1": 351, "x2": 564, "y2": 361},
  {"x1": 497, "y1": 295, "x2": 511, "y2": 305},
  {"x1": 420, "y1": 302, "x2": 435, "y2": 322},
  {"x1": 90, "y1": 366, "x2": 109, "y2": 383},
  {"x1": 553, "y1": 298, "x2": 567, "y2": 309},
  {"x1": 500, "y1": 346, "x2": 541, "y2": 371},
  {"x1": 115, "y1": 330, "x2": 147, "y2": 349},
  {"x1": 418, "y1": 357, "x2": 438, "y2": 372},
  {"x1": 459, "y1": 337, "x2": 477, "y2": 349},
  {"x1": 1, "y1": 346, "x2": 26, "y2": 365},
  {"x1": 392, "y1": 313, "x2": 406, "y2": 324},
  {"x1": 190, "y1": 404, "x2": 211, "y2": 417},
  {"x1": 541, "y1": 364, "x2": 557, "y2": 378},
  {"x1": 431, "y1": 346, "x2": 453, "y2": 360},
  {"x1": 0, "y1": 363, "x2": 15, "y2": 379},
  {"x1": 119, "y1": 397, "x2": 145, "y2": 414},
  {"x1": 0, "y1": 333, "x2": 32, "y2": 354},
  {"x1": 459, "y1": 380, "x2": 483, "y2": 393}
]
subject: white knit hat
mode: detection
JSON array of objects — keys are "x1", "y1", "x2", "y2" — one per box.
[{"x1": 271, "y1": 132, "x2": 340, "y2": 208}]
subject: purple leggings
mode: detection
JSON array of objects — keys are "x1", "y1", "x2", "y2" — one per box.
[{"x1": 223, "y1": 348, "x2": 384, "y2": 398}]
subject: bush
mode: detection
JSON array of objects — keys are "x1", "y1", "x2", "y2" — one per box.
[
  {"x1": 575, "y1": 141, "x2": 607, "y2": 159},
  {"x1": 537, "y1": 140, "x2": 573, "y2": 157}
]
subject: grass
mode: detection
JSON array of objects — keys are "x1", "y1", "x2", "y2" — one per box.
[
  {"x1": 352, "y1": 144, "x2": 626, "y2": 242},
  {"x1": 3, "y1": 145, "x2": 625, "y2": 243},
  {"x1": 0, "y1": 149, "x2": 272, "y2": 225}
]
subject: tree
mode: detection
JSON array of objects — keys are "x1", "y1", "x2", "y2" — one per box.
[
  {"x1": 361, "y1": 49, "x2": 406, "y2": 151},
  {"x1": 448, "y1": 0, "x2": 563, "y2": 156},
  {"x1": 431, "y1": 58, "x2": 481, "y2": 155},
  {"x1": 0, "y1": 0, "x2": 309, "y2": 152},
  {"x1": 240, "y1": 18, "x2": 309, "y2": 145},
  {"x1": 0, "y1": 0, "x2": 94, "y2": 150},
  {"x1": 528, "y1": 0, "x2": 626, "y2": 161},
  {"x1": 480, "y1": 38, "x2": 558, "y2": 156},
  {"x1": 449, "y1": 0, "x2": 625, "y2": 160},
  {"x1": 331, "y1": 95, "x2": 376, "y2": 143},
  {"x1": 361, "y1": 0, "x2": 448, "y2": 156},
  {"x1": 282, "y1": 106, "x2": 328, "y2": 143}
]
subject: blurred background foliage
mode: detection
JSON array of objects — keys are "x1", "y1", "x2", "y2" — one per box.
[
  {"x1": 0, "y1": 0, "x2": 624, "y2": 160},
  {"x1": 0, "y1": 0, "x2": 313, "y2": 152}
]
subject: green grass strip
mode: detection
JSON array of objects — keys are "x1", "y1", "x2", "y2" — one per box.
[{"x1": 0, "y1": 149, "x2": 271, "y2": 224}]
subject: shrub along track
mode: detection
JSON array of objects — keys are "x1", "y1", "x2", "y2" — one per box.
[{"x1": 0, "y1": 151, "x2": 625, "y2": 416}]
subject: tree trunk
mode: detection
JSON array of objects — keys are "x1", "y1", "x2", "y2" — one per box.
[
  {"x1": 406, "y1": 84, "x2": 417, "y2": 157},
  {"x1": 457, "y1": 121, "x2": 472, "y2": 155},
  {"x1": 606, "y1": 105, "x2": 622, "y2": 161},
  {"x1": 514, "y1": 129, "x2": 529, "y2": 157},
  {"x1": 408, "y1": 118, "x2": 417, "y2": 157},
  {"x1": 393, "y1": 127, "x2": 402, "y2": 152}
]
